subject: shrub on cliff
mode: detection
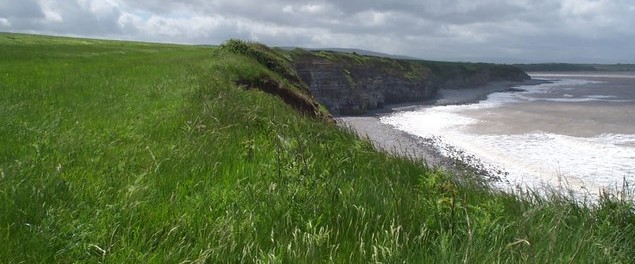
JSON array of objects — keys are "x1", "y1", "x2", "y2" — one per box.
[
  {"x1": 219, "y1": 39, "x2": 331, "y2": 121},
  {"x1": 220, "y1": 39, "x2": 304, "y2": 86}
]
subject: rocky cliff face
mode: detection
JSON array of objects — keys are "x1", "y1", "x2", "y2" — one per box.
[{"x1": 292, "y1": 51, "x2": 530, "y2": 115}]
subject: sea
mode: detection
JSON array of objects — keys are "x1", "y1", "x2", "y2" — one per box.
[{"x1": 382, "y1": 72, "x2": 635, "y2": 199}]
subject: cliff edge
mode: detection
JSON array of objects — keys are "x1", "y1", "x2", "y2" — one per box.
[
  {"x1": 291, "y1": 50, "x2": 530, "y2": 115},
  {"x1": 221, "y1": 40, "x2": 530, "y2": 116}
]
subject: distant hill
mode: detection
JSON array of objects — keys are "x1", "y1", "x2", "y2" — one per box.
[{"x1": 515, "y1": 63, "x2": 635, "y2": 72}]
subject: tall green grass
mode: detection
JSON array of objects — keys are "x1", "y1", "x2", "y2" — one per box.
[{"x1": 1, "y1": 33, "x2": 634, "y2": 263}]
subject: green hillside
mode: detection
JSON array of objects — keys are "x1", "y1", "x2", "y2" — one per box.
[{"x1": 1, "y1": 33, "x2": 634, "y2": 263}]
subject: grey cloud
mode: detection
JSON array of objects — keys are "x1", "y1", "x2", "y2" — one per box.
[
  {"x1": 1, "y1": 0, "x2": 634, "y2": 63},
  {"x1": 1, "y1": 0, "x2": 123, "y2": 36},
  {"x1": 48, "y1": 1, "x2": 122, "y2": 35},
  {"x1": 0, "y1": 0, "x2": 44, "y2": 18},
  {"x1": 0, "y1": 0, "x2": 45, "y2": 30},
  {"x1": 122, "y1": 0, "x2": 208, "y2": 14}
]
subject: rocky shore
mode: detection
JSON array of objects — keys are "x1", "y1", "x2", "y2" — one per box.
[{"x1": 336, "y1": 79, "x2": 547, "y2": 184}]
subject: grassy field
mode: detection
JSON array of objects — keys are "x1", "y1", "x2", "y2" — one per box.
[{"x1": 1, "y1": 33, "x2": 634, "y2": 263}]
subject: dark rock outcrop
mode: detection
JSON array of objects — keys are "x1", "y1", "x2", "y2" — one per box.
[
  {"x1": 292, "y1": 51, "x2": 530, "y2": 115},
  {"x1": 236, "y1": 76, "x2": 331, "y2": 121}
]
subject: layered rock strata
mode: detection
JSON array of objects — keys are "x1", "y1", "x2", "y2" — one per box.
[{"x1": 293, "y1": 52, "x2": 530, "y2": 115}]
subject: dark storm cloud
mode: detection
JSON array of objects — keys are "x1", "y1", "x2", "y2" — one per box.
[{"x1": 1, "y1": 0, "x2": 634, "y2": 62}]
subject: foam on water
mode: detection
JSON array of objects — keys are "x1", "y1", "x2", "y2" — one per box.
[
  {"x1": 482, "y1": 79, "x2": 613, "y2": 105},
  {"x1": 539, "y1": 97, "x2": 635, "y2": 103},
  {"x1": 533, "y1": 73, "x2": 635, "y2": 79},
  {"x1": 381, "y1": 77, "x2": 635, "y2": 198}
]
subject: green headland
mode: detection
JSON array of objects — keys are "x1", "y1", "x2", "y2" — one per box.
[{"x1": 1, "y1": 33, "x2": 633, "y2": 263}]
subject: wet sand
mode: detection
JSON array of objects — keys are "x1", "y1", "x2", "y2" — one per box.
[{"x1": 336, "y1": 80, "x2": 546, "y2": 181}]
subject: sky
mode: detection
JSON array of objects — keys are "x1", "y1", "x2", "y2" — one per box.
[{"x1": 1, "y1": 0, "x2": 634, "y2": 63}]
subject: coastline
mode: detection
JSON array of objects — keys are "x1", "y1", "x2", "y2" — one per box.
[{"x1": 336, "y1": 79, "x2": 548, "y2": 184}]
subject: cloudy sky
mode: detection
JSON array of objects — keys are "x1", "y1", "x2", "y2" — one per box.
[{"x1": 2, "y1": 0, "x2": 634, "y2": 63}]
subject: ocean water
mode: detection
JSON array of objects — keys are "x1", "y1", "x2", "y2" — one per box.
[{"x1": 382, "y1": 72, "x2": 635, "y2": 198}]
